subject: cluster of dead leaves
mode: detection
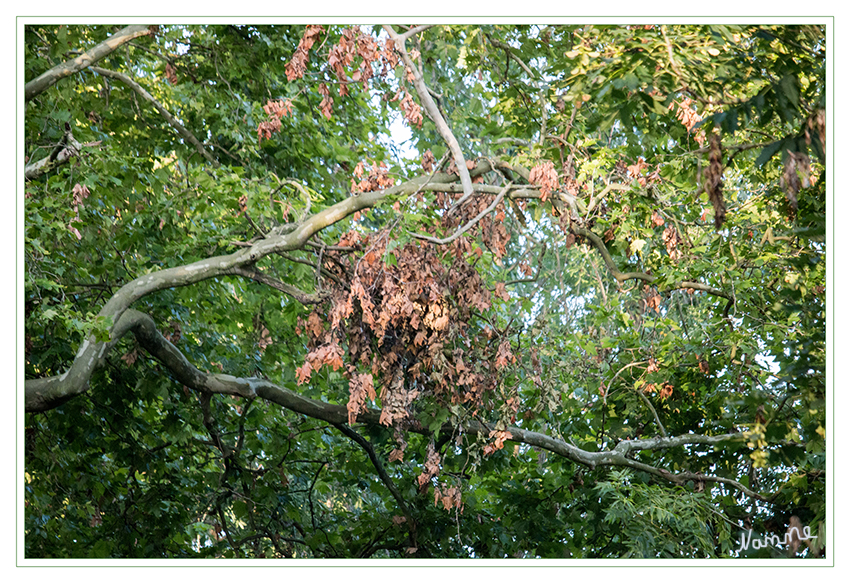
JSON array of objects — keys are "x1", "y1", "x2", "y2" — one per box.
[
  {"x1": 643, "y1": 287, "x2": 662, "y2": 314},
  {"x1": 781, "y1": 150, "x2": 813, "y2": 215},
  {"x1": 662, "y1": 224, "x2": 683, "y2": 262},
  {"x1": 482, "y1": 429, "x2": 512, "y2": 457},
  {"x1": 351, "y1": 160, "x2": 395, "y2": 193},
  {"x1": 528, "y1": 161, "x2": 559, "y2": 202},
  {"x1": 258, "y1": 98, "x2": 294, "y2": 143},
  {"x1": 417, "y1": 443, "x2": 441, "y2": 489},
  {"x1": 68, "y1": 183, "x2": 91, "y2": 240},
  {"x1": 421, "y1": 149, "x2": 436, "y2": 173},
  {"x1": 285, "y1": 25, "x2": 325, "y2": 82},
  {"x1": 434, "y1": 484, "x2": 462, "y2": 511},
  {"x1": 293, "y1": 220, "x2": 522, "y2": 497},
  {"x1": 642, "y1": 381, "x2": 674, "y2": 401},
  {"x1": 284, "y1": 26, "x2": 413, "y2": 127},
  {"x1": 164, "y1": 62, "x2": 178, "y2": 85},
  {"x1": 392, "y1": 89, "x2": 423, "y2": 128},
  {"x1": 626, "y1": 157, "x2": 662, "y2": 188},
  {"x1": 669, "y1": 97, "x2": 705, "y2": 145},
  {"x1": 703, "y1": 133, "x2": 726, "y2": 229},
  {"x1": 431, "y1": 189, "x2": 512, "y2": 264},
  {"x1": 317, "y1": 83, "x2": 334, "y2": 120}
]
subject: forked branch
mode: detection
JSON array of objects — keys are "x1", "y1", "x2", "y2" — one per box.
[{"x1": 383, "y1": 25, "x2": 474, "y2": 210}]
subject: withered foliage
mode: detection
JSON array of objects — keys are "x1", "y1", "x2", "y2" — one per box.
[
  {"x1": 703, "y1": 132, "x2": 725, "y2": 229},
  {"x1": 285, "y1": 25, "x2": 325, "y2": 82},
  {"x1": 528, "y1": 161, "x2": 559, "y2": 202},
  {"x1": 781, "y1": 150, "x2": 812, "y2": 216},
  {"x1": 295, "y1": 190, "x2": 517, "y2": 491}
]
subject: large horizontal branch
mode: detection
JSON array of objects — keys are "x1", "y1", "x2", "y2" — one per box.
[
  {"x1": 25, "y1": 25, "x2": 154, "y2": 102},
  {"x1": 90, "y1": 66, "x2": 219, "y2": 167},
  {"x1": 25, "y1": 165, "x2": 493, "y2": 408},
  {"x1": 572, "y1": 225, "x2": 733, "y2": 304},
  {"x1": 26, "y1": 308, "x2": 761, "y2": 501}
]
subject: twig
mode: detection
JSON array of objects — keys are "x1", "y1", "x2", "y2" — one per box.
[
  {"x1": 410, "y1": 182, "x2": 511, "y2": 245},
  {"x1": 230, "y1": 265, "x2": 326, "y2": 305},
  {"x1": 506, "y1": 242, "x2": 547, "y2": 285},
  {"x1": 488, "y1": 36, "x2": 548, "y2": 146},
  {"x1": 332, "y1": 423, "x2": 416, "y2": 540}
]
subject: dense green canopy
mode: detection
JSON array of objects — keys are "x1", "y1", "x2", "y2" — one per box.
[{"x1": 24, "y1": 23, "x2": 826, "y2": 559}]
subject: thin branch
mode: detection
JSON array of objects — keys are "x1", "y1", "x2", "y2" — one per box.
[
  {"x1": 217, "y1": 504, "x2": 242, "y2": 558},
  {"x1": 488, "y1": 36, "x2": 548, "y2": 146},
  {"x1": 398, "y1": 25, "x2": 436, "y2": 43},
  {"x1": 25, "y1": 25, "x2": 153, "y2": 101},
  {"x1": 229, "y1": 265, "x2": 327, "y2": 305},
  {"x1": 90, "y1": 66, "x2": 219, "y2": 167},
  {"x1": 661, "y1": 25, "x2": 683, "y2": 80},
  {"x1": 506, "y1": 242, "x2": 547, "y2": 286},
  {"x1": 410, "y1": 182, "x2": 511, "y2": 245},
  {"x1": 332, "y1": 422, "x2": 416, "y2": 544},
  {"x1": 383, "y1": 25, "x2": 474, "y2": 211},
  {"x1": 572, "y1": 225, "x2": 733, "y2": 304}
]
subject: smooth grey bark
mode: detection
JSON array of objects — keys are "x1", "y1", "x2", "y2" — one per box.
[{"x1": 25, "y1": 25, "x2": 153, "y2": 102}]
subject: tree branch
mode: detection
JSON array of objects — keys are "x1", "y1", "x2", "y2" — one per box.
[
  {"x1": 25, "y1": 25, "x2": 153, "y2": 101},
  {"x1": 25, "y1": 308, "x2": 763, "y2": 502},
  {"x1": 25, "y1": 130, "x2": 88, "y2": 180},
  {"x1": 383, "y1": 25, "x2": 474, "y2": 211},
  {"x1": 332, "y1": 423, "x2": 416, "y2": 545},
  {"x1": 24, "y1": 167, "x2": 481, "y2": 408},
  {"x1": 228, "y1": 266, "x2": 327, "y2": 305},
  {"x1": 487, "y1": 36, "x2": 548, "y2": 146},
  {"x1": 572, "y1": 225, "x2": 733, "y2": 304},
  {"x1": 409, "y1": 182, "x2": 511, "y2": 245},
  {"x1": 90, "y1": 66, "x2": 219, "y2": 167},
  {"x1": 398, "y1": 25, "x2": 436, "y2": 43}
]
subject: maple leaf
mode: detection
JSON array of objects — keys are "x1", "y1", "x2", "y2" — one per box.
[
  {"x1": 495, "y1": 340, "x2": 516, "y2": 369},
  {"x1": 414, "y1": 330, "x2": 428, "y2": 346},
  {"x1": 306, "y1": 311, "x2": 324, "y2": 338},
  {"x1": 165, "y1": 62, "x2": 178, "y2": 85},
  {"x1": 257, "y1": 326, "x2": 272, "y2": 353},
  {"x1": 295, "y1": 361, "x2": 313, "y2": 384}
]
